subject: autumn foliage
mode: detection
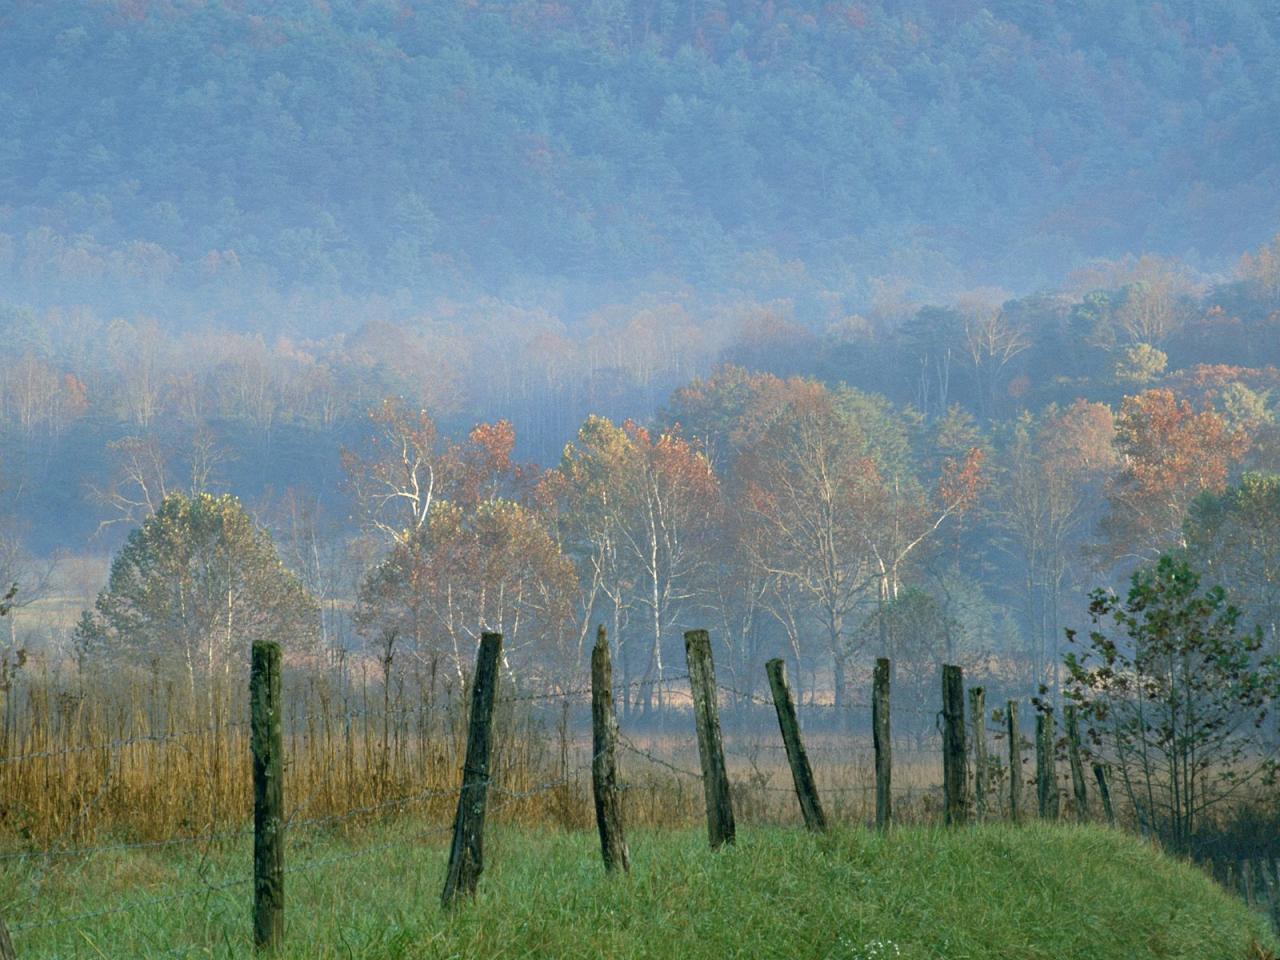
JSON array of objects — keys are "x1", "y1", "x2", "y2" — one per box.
[{"x1": 1101, "y1": 389, "x2": 1251, "y2": 565}]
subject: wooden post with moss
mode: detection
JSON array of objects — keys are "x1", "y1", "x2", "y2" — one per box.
[
  {"x1": 1242, "y1": 860, "x2": 1258, "y2": 910},
  {"x1": 1261, "y1": 861, "x2": 1280, "y2": 933},
  {"x1": 1064, "y1": 705, "x2": 1088, "y2": 822},
  {"x1": 1036, "y1": 708, "x2": 1059, "y2": 820},
  {"x1": 766, "y1": 658, "x2": 827, "y2": 832},
  {"x1": 942, "y1": 664, "x2": 968, "y2": 827},
  {"x1": 1007, "y1": 700, "x2": 1023, "y2": 824},
  {"x1": 0, "y1": 914, "x2": 15, "y2": 960},
  {"x1": 968, "y1": 686, "x2": 987, "y2": 822},
  {"x1": 442, "y1": 632, "x2": 502, "y2": 908},
  {"x1": 252, "y1": 640, "x2": 284, "y2": 953},
  {"x1": 1092, "y1": 762, "x2": 1116, "y2": 825},
  {"x1": 591, "y1": 625, "x2": 629, "y2": 872},
  {"x1": 873, "y1": 658, "x2": 892, "y2": 830},
  {"x1": 685, "y1": 629, "x2": 735, "y2": 848}
]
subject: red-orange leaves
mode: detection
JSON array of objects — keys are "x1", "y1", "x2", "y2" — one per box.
[
  {"x1": 938, "y1": 447, "x2": 985, "y2": 513},
  {"x1": 1101, "y1": 389, "x2": 1250, "y2": 564}
]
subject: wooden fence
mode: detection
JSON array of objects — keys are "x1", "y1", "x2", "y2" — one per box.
[{"x1": 0, "y1": 627, "x2": 1272, "y2": 955}]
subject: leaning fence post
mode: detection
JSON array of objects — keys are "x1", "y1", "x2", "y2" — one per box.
[
  {"x1": 1064, "y1": 705, "x2": 1088, "y2": 822},
  {"x1": 591, "y1": 625, "x2": 629, "y2": 872},
  {"x1": 251, "y1": 640, "x2": 285, "y2": 953},
  {"x1": 1036, "y1": 707, "x2": 1059, "y2": 820},
  {"x1": 968, "y1": 686, "x2": 987, "y2": 822},
  {"x1": 766, "y1": 658, "x2": 827, "y2": 832},
  {"x1": 1242, "y1": 860, "x2": 1258, "y2": 910},
  {"x1": 942, "y1": 664, "x2": 968, "y2": 827},
  {"x1": 1261, "y1": 861, "x2": 1280, "y2": 934},
  {"x1": 441, "y1": 632, "x2": 503, "y2": 908},
  {"x1": 684, "y1": 629, "x2": 735, "y2": 848},
  {"x1": 1092, "y1": 762, "x2": 1116, "y2": 826},
  {"x1": 1007, "y1": 700, "x2": 1023, "y2": 824},
  {"x1": 873, "y1": 657, "x2": 892, "y2": 830},
  {"x1": 0, "y1": 914, "x2": 15, "y2": 960}
]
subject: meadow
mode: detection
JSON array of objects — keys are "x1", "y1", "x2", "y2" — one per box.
[
  {"x1": 2, "y1": 822, "x2": 1272, "y2": 959},
  {"x1": 1, "y1": 661, "x2": 1276, "y2": 958}
]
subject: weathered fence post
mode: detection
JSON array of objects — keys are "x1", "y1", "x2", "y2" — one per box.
[
  {"x1": 766, "y1": 658, "x2": 827, "y2": 832},
  {"x1": 1243, "y1": 860, "x2": 1259, "y2": 910},
  {"x1": 1092, "y1": 762, "x2": 1116, "y2": 826},
  {"x1": 1007, "y1": 700, "x2": 1023, "y2": 824},
  {"x1": 441, "y1": 632, "x2": 503, "y2": 908},
  {"x1": 591, "y1": 625, "x2": 629, "y2": 872},
  {"x1": 0, "y1": 914, "x2": 15, "y2": 960},
  {"x1": 1064, "y1": 705, "x2": 1088, "y2": 822},
  {"x1": 1261, "y1": 861, "x2": 1280, "y2": 933},
  {"x1": 684, "y1": 629, "x2": 735, "y2": 848},
  {"x1": 1036, "y1": 708, "x2": 1059, "y2": 820},
  {"x1": 968, "y1": 686, "x2": 987, "y2": 822},
  {"x1": 873, "y1": 657, "x2": 892, "y2": 830},
  {"x1": 942, "y1": 664, "x2": 968, "y2": 827},
  {"x1": 251, "y1": 640, "x2": 284, "y2": 953}
]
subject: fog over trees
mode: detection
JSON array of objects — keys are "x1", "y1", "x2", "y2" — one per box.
[{"x1": 2, "y1": 0, "x2": 1280, "y2": 717}]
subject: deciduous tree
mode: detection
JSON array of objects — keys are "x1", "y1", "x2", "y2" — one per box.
[
  {"x1": 1065, "y1": 556, "x2": 1280, "y2": 851},
  {"x1": 1099, "y1": 389, "x2": 1249, "y2": 567},
  {"x1": 78, "y1": 492, "x2": 319, "y2": 709}
]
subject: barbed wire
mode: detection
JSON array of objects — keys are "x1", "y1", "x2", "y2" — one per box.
[
  {"x1": 617, "y1": 736, "x2": 703, "y2": 781},
  {"x1": 287, "y1": 785, "x2": 459, "y2": 835},
  {"x1": 0, "y1": 730, "x2": 218, "y2": 766},
  {"x1": 7, "y1": 754, "x2": 600, "y2": 944},
  {"x1": 8, "y1": 871, "x2": 251, "y2": 935},
  {"x1": 282, "y1": 756, "x2": 601, "y2": 880},
  {"x1": 0, "y1": 825, "x2": 255, "y2": 865},
  {"x1": 0, "y1": 674, "x2": 703, "y2": 767},
  {"x1": 1, "y1": 675, "x2": 1025, "y2": 767}
]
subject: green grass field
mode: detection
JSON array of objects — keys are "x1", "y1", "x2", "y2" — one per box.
[{"x1": 3, "y1": 822, "x2": 1273, "y2": 959}]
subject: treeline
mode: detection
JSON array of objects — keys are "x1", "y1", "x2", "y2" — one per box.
[
  {"x1": 56, "y1": 366, "x2": 1280, "y2": 716},
  {"x1": 3, "y1": 236, "x2": 1280, "y2": 708},
  {"x1": 2, "y1": 0, "x2": 1278, "y2": 320},
  {"x1": 14, "y1": 233, "x2": 1275, "y2": 715}
]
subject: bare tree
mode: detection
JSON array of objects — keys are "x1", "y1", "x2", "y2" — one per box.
[
  {"x1": 342, "y1": 399, "x2": 457, "y2": 548},
  {"x1": 963, "y1": 309, "x2": 1029, "y2": 421}
]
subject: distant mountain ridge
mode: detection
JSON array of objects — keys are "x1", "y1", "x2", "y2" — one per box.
[{"x1": 1, "y1": 0, "x2": 1277, "y2": 324}]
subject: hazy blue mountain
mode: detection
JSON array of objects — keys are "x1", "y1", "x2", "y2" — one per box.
[{"x1": 2, "y1": 0, "x2": 1278, "y2": 327}]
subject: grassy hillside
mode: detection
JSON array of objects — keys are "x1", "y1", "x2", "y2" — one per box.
[{"x1": 4, "y1": 822, "x2": 1272, "y2": 958}]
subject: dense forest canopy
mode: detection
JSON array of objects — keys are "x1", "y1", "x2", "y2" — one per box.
[
  {"x1": 3, "y1": 0, "x2": 1280, "y2": 725},
  {"x1": 2, "y1": 0, "x2": 1279, "y2": 326}
]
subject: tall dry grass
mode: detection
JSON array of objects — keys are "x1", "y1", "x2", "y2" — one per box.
[{"x1": 0, "y1": 658, "x2": 1103, "y2": 854}]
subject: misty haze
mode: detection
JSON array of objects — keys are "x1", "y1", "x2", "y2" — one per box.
[{"x1": 1, "y1": 2, "x2": 1279, "y2": 958}]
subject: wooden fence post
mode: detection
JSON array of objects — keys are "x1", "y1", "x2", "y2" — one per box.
[
  {"x1": 1036, "y1": 708, "x2": 1059, "y2": 820},
  {"x1": 1242, "y1": 860, "x2": 1258, "y2": 910},
  {"x1": 1092, "y1": 762, "x2": 1116, "y2": 826},
  {"x1": 251, "y1": 640, "x2": 284, "y2": 953},
  {"x1": 766, "y1": 658, "x2": 827, "y2": 832},
  {"x1": 942, "y1": 665, "x2": 968, "y2": 827},
  {"x1": 1064, "y1": 705, "x2": 1088, "y2": 822},
  {"x1": 441, "y1": 632, "x2": 503, "y2": 908},
  {"x1": 968, "y1": 686, "x2": 987, "y2": 822},
  {"x1": 591, "y1": 626, "x2": 629, "y2": 872},
  {"x1": 873, "y1": 658, "x2": 892, "y2": 830},
  {"x1": 1261, "y1": 861, "x2": 1280, "y2": 934},
  {"x1": 1007, "y1": 700, "x2": 1023, "y2": 825},
  {"x1": 0, "y1": 914, "x2": 15, "y2": 960},
  {"x1": 684, "y1": 629, "x2": 735, "y2": 848}
]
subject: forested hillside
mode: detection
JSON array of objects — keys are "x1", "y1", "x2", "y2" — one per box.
[
  {"x1": 2, "y1": 0, "x2": 1278, "y2": 323},
  {"x1": 4, "y1": 0, "x2": 1280, "y2": 743}
]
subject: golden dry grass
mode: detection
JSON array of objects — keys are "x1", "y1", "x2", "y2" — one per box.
[{"x1": 0, "y1": 664, "x2": 1100, "y2": 854}]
